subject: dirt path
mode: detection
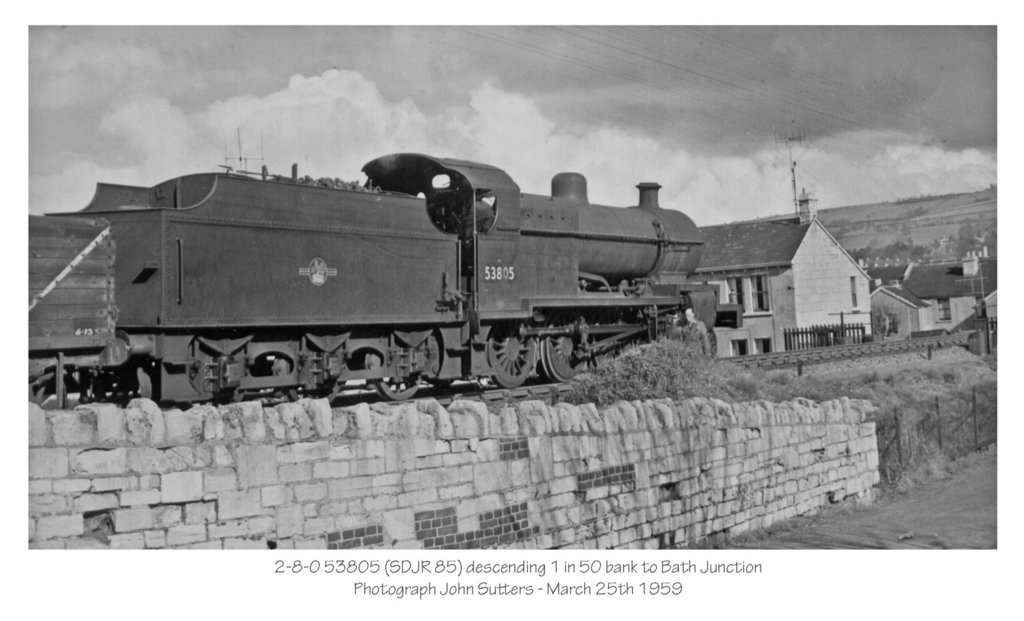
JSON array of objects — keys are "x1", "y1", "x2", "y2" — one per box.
[{"x1": 728, "y1": 445, "x2": 997, "y2": 549}]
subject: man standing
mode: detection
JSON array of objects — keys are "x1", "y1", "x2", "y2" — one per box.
[{"x1": 681, "y1": 307, "x2": 712, "y2": 356}]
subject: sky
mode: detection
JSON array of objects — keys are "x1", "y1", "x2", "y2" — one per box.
[{"x1": 28, "y1": 25, "x2": 997, "y2": 226}]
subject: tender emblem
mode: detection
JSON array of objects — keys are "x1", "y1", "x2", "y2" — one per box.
[{"x1": 299, "y1": 258, "x2": 337, "y2": 286}]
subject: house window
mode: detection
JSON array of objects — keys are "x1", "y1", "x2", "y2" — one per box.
[
  {"x1": 755, "y1": 338, "x2": 772, "y2": 354},
  {"x1": 850, "y1": 276, "x2": 858, "y2": 308},
  {"x1": 937, "y1": 298, "x2": 951, "y2": 321},
  {"x1": 731, "y1": 339, "x2": 749, "y2": 356},
  {"x1": 727, "y1": 277, "x2": 744, "y2": 309},
  {"x1": 750, "y1": 275, "x2": 770, "y2": 312}
]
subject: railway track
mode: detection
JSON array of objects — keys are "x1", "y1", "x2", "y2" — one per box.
[
  {"x1": 726, "y1": 332, "x2": 972, "y2": 371},
  {"x1": 36, "y1": 333, "x2": 973, "y2": 412}
]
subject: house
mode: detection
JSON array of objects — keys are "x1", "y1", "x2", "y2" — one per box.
[
  {"x1": 867, "y1": 254, "x2": 996, "y2": 334},
  {"x1": 869, "y1": 285, "x2": 930, "y2": 338},
  {"x1": 692, "y1": 214, "x2": 872, "y2": 357}
]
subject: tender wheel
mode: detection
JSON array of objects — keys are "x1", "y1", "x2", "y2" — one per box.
[
  {"x1": 376, "y1": 377, "x2": 419, "y2": 401},
  {"x1": 540, "y1": 334, "x2": 586, "y2": 382},
  {"x1": 486, "y1": 323, "x2": 537, "y2": 389}
]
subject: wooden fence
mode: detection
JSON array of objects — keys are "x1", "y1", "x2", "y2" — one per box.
[
  {"x1": 783, "y1": 323, "x2": 866, "y2": 351},
  {"x1": 872, "y1": 385, "x2": 997, "y2": 485}
]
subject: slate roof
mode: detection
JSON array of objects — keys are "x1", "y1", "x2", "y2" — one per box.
[
  {"x1": 695, "y1": 216, "x2": 811, "y2": 272},
  {"x1": 872, "y1": 285, "x2": 930, "y2": 309},
  {"x1": 866, "y1": 264, "x2": 909, "y2": 290},
  {"x1": 903, "y1": 258, "x2": 997, "y2": 299}
]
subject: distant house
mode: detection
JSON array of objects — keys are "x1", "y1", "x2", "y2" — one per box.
[
  {"x1": 866, "y1": 254, "x2": 996, "y2": 334},
  {"x1": 693, "y1": 215, "x2": 871, "y2": 357}
]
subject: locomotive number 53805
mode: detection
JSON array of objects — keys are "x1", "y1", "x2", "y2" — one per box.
[{"x1": 483, "y1": 265, "x2": 515, "y2": 281}]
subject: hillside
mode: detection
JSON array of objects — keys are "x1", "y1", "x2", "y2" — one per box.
[{"x1": 815, "y1": 187, "x2": 997, "y2": 262}]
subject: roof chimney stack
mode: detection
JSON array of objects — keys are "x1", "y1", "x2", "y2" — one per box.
[
  {"x1": 963, "y1": 253, "x2": 980, "y2": 277},
  {"x1": 797, "y1": 187, "x2": 816, "y2": 224}
]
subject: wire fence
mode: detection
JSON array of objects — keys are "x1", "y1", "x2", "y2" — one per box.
[{"x1": 872, "y1": 383, "x2": 997, "y2": 485}]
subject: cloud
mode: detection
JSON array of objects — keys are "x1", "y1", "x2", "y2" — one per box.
[
  {"x1": 30, "y1": 29, "x2": 171, "y2": 109},
  {"x1": 30, "y1": 69, "x2": 997, "y2": 227}
]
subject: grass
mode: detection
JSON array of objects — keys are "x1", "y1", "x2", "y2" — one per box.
[
  {"x1": 567, "y1": 340, "x2": 995, "y2": 410},
  {"x1": 566, "y1": 341, "x2": 997, "y2": 492}
]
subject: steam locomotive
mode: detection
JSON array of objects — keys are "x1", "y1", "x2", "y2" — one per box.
[{"x1": 29, "y1": 153, "x2": 725, "y2": 405}]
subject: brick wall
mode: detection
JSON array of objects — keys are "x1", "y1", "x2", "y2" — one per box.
[{"x1": 28, "y1": 395, "x2": 880, "y2": 549}]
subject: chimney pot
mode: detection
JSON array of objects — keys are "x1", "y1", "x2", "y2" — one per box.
[{"x1": 636, "y1": 182, "x2": 662, "y2": 209}]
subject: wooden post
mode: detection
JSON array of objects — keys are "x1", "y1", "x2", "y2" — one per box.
[
  {"x1": 973, "y1": 387, "x2": 979, "y2": 449},
  {"x1": 55, "y1": 351, "x2": 66, "y2": 409},
  {"x1": 935, "y1": 396, "x2": 942, "y2": 450},
  {"x1": 895, "y1": 412, "x2": 904, "y2": 470},
  {"x1": 797, "y1": 360, "x2": 803, "y2": 377},
  {"x1": 927, "y1": 344, "x2": 932, "y2": 360}
]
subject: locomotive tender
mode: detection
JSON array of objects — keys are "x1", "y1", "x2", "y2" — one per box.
[{"x1": 30, "y1": 153, "x2": 719, "y2": 404}]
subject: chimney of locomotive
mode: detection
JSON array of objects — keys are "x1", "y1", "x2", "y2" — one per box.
[
  {"x1": 551, "y1": 172, "x2": 589, "y2": 204},
  {"x1": 636, "y1": 182, "x2": 662, "y2": 209}
]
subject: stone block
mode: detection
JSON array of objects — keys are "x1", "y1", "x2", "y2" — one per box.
[
  {"x1": 331, "y1": 408, "x2": 351, "y2": 437},
  {"x1": 275, "y1": 504, "x2": 304, "y2": 539},
  {"x1": 204, "y1": 468, "x2": 237, "y2": 493},
  {"x1": 73, "y1": 448, "x2": 127, "y2": 475},
  {"x1": 93, "y1": 405, "x2": 126, "y2": 444},
  {"x1": 217, "y1": 489, "x2": 265, "y2": 520},
  {"x1": 30, "y1": 494, "x2": 69, "y2": 514},
  {"x1": 114, "y1": 508, "x2": 154, "y2": 532},
  {"x1": 302, "y1": 398, "x2": 334, "y2": 438},
  {"x1": 473, "y1": 461, "x2": 509, "y2": 494},
  {"x1": 29, "y1": 480, "x2": 52, "y2": 495},
  {"x1": 185, "y1": 501, "x2": 217, "y2": 524},
  {"x1": 127, "y1": 448, "x2": 170, "y2": 474},
  {"x1": 51, "y1": 410, "x2": 97, "y2": 445},
  {"x1": 161, "y1": 446, "x2": 195, "y2": 471},
  {"x1": 277, "y1": 441, "x2": 330, "y2": 463},
  {"x1": 73, "y1": 493, "x2": 119, "y2": 513},
  {"x1": 52, "y1": 478, "x2": 90, "y2": 494},
  {"x1": 279, "y1": 463, "x2": 312, "y2": 483},
  {"x1": 203, "y1": 409, "x2": 225, "y2": 441},
  {"x1": 164, "y1": 408, "x2": 204, "y2": 444},
  {"x1": 30, "y1": 448, "x2": 68, "y2": 479},
  {"x1": 235, "y1": 445, "x2": 279, "y2": 487},
  {"x1": 166, "y1": 524, "x2": 207, "y2": 547},
  {"x1": 261, "y1": 485, "x2": 289, "y2": 507},
  {"x1": 29, "y1": 403, "x2": 47, "y2": 446},
  {"x1": 120, "y1": 490, "x2": 161, "y2": 507},
  {"x1": 35, "y1": 515, "x2": 83, "y2": 540},
  {"x1": 294, "y1": 483, "x2": 327, "y2": 502},
  {"x1": 313, "y1": 461, "x2": 350, "y2": 479},
  {"x1": 144, "y1": 530, "x2": 166, "y2": 548},
  {"x1": 438, "y1": 482, "x2": 474, "y2": 500},
  {"x1": 109, "y1": 533, "x2": 146, "y2": 549},
  {"x1": 162, "y1": 471, "x2": 204, "y2": 503},
  {"x1": 327, "y1": 476, "x2": 374, "y2": 499},
  {"x1": 499, "y1": 406, "x2": 520, "y2": 435}
]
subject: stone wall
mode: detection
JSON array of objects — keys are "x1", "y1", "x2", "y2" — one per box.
[{"x1": 28, "y1": 395, "x2": 880, "y2": 549}]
